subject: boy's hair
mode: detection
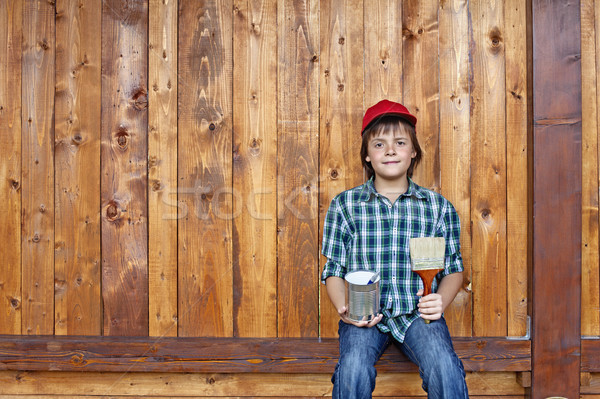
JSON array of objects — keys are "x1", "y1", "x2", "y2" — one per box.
[{"x1": 360, "y1": 115, "x2": 422, "y2": 180}]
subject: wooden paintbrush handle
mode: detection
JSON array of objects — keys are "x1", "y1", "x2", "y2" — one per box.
[{"x1": 414, "y1": 269, "x2": 443, "y2": 324}]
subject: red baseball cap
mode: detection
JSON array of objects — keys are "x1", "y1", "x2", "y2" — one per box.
[{"x1": 361, "y1": 99, "x2": 417, "y2": 135}]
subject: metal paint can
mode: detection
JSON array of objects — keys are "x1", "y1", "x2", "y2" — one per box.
[{"x1": 345, "y1": 270, "x2": 380, "y2": 322}]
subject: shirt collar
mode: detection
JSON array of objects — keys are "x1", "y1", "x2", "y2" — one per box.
[{"x1": 358, "y1": 177, "x2": 427, "y2": 202}]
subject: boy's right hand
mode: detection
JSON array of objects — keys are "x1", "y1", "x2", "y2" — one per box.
[{"x1": 338, "y1": 305, "x2": 383, "y2": 328}]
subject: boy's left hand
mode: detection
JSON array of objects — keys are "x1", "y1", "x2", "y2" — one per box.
[{"x1": 416, "y1": 289, "x2": 443, "y2": 321}]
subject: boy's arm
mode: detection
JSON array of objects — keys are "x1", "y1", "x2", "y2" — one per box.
[
  {"x1": 325, "y1": 276, "x2": 382, "y2": 328},
  {"x1": 417, "y1": 271, "x2": 463, "y2": 321}
]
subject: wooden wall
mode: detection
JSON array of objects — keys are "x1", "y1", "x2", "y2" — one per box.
[
  {"x1": 0, "y1": 0, "x2": 533, "y2": 340},
  {"x1": 0, "y1": 0, "x2": 597, "y2": 397}
]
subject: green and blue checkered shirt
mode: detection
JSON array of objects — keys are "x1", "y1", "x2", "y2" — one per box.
[{"x1": 321, "y1": 178, "x2": 463, "y2": 342}]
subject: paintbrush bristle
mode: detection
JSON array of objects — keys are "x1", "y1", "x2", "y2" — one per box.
[{"x1": 409, "y1": 237, "x2": 445, "y2": 270}]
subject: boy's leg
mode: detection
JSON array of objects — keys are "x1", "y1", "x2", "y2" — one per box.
[
  {"x1": 332, "y1": 320, "x2": 390, "y2": 399},
  {"x1": 397, "y1": 317, "x2": 469, "y2": 399}
]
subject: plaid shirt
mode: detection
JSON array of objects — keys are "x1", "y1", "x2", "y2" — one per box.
[{"x1": 321, "y1": 178, "x2": 463, "y2": 342}]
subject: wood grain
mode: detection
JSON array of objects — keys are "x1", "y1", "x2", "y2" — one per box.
[
  {"x1": 469, "y1": 0, "x2": 508, "y2": 337},
  {"x1": 531, "y1": 0, "x2": 582, "y2": 396},
  {"x1": 0, "y1": 370, "x2": 527, "y2": 397},
  {"x1": 148, "y1": 0, "x2": 178, "y2": 337},
  {"x1": 318, "y1": 0, "x2": 364, "y2": 338},
  {"x1": 0, "y1": 335, "x2": 530, "y2": 373},
  {"x1": 54, "y1": 0, "x2": 102, "y2": 336},
  {"x1": 21, "y1": 0, "x2": 55, "y2": 335},
  {"x1": 178, "y1": 0, "x2": 233, "y2": 337},
  {"x1": 277, "y1": 0, "x2": 320, "y2": 337},
  {"x1": 504, "y1": 0, "x2": 529, "y2": 337},
  {"x1": 232, "y1": 0, "x2": 278, "y2": 338},
  {"x1": 0, "y1": 0, "x2": 22, "y2": 335},
  {"x1": 438, "y1": 0, "x2": 472, "y2": 337},
  {"x1": 581, "y1": 0, "x2": 600, "y2": 337},
  {"x1": 101, "y1": 0, "x2": 149, "y2": 336},
  {"x1": 363, "y1": 0, "x2": 403, "y2": 105},
  {"x1": 402, "y1": 0, "x2": 440, "y2": 192}
]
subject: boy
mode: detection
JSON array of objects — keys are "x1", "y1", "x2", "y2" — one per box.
[{"x1": 321, "y1": 100, "x2": 469, "y2": 398}]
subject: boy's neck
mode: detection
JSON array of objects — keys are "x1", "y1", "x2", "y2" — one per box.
[{"x1": 373, "y1": 175, "x2": 409, "y2": 204}]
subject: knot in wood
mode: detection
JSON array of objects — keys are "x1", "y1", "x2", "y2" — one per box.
[
  {"x1": 11, "y1": 179, "x2": 20, "y2": 190},
  {"x1": 329, "y1": 168, "x2": 339, "y2": 179},
  {"x1": 39, "y1": 204, "x2": 46, "y2": 213},
  {"x1": 481, "y1": 208, "x2": 491, "y2": 219},
  {"x1": 209, "y1": 123, "x2": 216, "y2": 131},
  {"x1": 337, "y1": 83, "x2": 344, "y2": 92},
  {"x1": 10, "y1": 297, "x2": 20, "y2": 309},
  {"x1": 106, "y1": 201, "x2": 119, "y2": 221},
  {"x1": 132, "y1": 88, "x2": 148, "y2": 110},
  {"x1": 248, "y1": 138, "x2": 262, "y2": 156},
  {"x1": 72, "y1": 134, "x2": 83, "y2": 145},
  {"x1": 32, "y1": 233, "x2": 40, "y2": 243},
  {"x1": 115, "y1": 127, "x2": 129, "y2": 149},
  {"x1": 338, "y1": 37, "x2": 345, "y2": 45},
  {"x1": 151, "y1": 180, "x2": 162, "y2": 192}
]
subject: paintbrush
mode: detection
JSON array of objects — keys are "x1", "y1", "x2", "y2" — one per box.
[{"x1": 409, "y1": 237, "x2": 445, "y2": 324}]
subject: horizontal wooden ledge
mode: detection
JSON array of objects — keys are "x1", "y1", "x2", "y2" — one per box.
[{"x1": 0, "y1": 335, "x2": 530, "y2": 374}]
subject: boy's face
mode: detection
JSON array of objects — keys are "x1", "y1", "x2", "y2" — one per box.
[{"x1": 365, "y1": 127, "x2": 416, "y2": 182}]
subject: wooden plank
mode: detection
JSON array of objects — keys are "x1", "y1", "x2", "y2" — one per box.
[
  {"x1": 402, "y1": 0, "x2": 440, "y2": 192},
  {"x1": 178, "y1": 0, "x2": 233, "y2": 337},
  {"x1": 531, "y1": 0, "x2": 582, "y2": 397},
  {"x1": 231, "y1": 0, "x2": 278, "y2": 338},
  {"x1": 101, "y1": 0, "x2": 149, "y2": 336},
  {"x1": 277, "y1": 0, "x2": 319, "y2": 337},
  {"x1": 0, "y1": 335, "x2": 530, "y2": 373},
  {"x1": 21, "y1": 0, "x2": 55, "y2": 336},
  {"x1": 582, "y1": 339, "x2": 600, "y2": 372},
  {"x1": 582, "y1": 371, "x2": 600, "y2": 395},
  {"x1": 318, "y1": 0, "x2": 364, "y2": 338},
  {"x1": 504, "y1": 0, "x2": 529, "y2": 337},
  {"x1": 0, "y1": 0, "x2": 22, "y2": 335},
  {"x1": 581, "y1": 0, "x2": 600, "y2": 337},
  {"x1": 148, "y1": 0, "x2": 178, "y2": 337},
  {"x1": 0, "y1": 370, "x2": 527, "y2": 397},
  {"x1": 469, "y1": 0, "x2": 508, "y2": 337},
  {"x1": 363, "y1": 0, "x2": 402, "y2": 104},
  {"x1": 438, "y1": 0, "x2": 472, "y2": 337},
  {"x1": 54, "y1": 0, "x2": 102, "y2": 336}
]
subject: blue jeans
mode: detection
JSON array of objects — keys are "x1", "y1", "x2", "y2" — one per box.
[{"x1": 332, "y1": 317, "x2": 468, "y2": 398}]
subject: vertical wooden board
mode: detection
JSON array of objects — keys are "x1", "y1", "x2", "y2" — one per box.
[
  {"x1": 277, "y1": 0, "x2": 319, "y2": 337},
  {"x1": 21, "y1": 0, "x2": 55, "y2": 335},
  {"x1": 101, "y1": 0, "x2": 149, "y2": 336},
  {"x1": 531, "y1": 0, "x2": 582, "y2": 396},
  {"x1": 178, "y1": 0, "x2": 233, "y2": 337},
  {"x1": 585, "y1": 0, "x2": 600, "y2": 337},
  {"x1": 363, "y1": 0, "x2": 403, "y2": 105},
  {"x1": 232, "y1": 0, "x2": 278, "y2": 337},
  {"x1": 402, "y1": 0, "x2": 440, "y2": 192},
  {"x1": 582, "y1": 0, "x2": 599, "y2": 337},
  {"x1": 469, "y1": 0, "x2": 508, "y2": 337},
  {"x1": 0, "y1": 0, "x2": 22, "y2": 334},
  {"x1": 54, "y1": 0, "x2": 102, "y2": 336},
  {"x1": 438, "y1": 0, "x2": 472, "y2": 337},
  {"x1": 504, "y1": 0, "x2": 529, "y2": 337},
  {"x1": 148, "y1": 0, "x2": 178, "y2": 337},
  {"x1": 318, "y1": 0, "x2": 364, "y2": 339}
]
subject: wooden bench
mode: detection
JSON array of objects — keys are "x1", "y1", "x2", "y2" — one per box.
[{"x1": 0, "y1": 335, "x2": 531, "y2": 373}]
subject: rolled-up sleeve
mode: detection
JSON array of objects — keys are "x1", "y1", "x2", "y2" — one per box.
[
  {"x1": 438, "y1": 200, "x2": 464, "y2": 277},
  {"x1": 321, "y1": 196, "x2": 351, "y2": 283}
]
